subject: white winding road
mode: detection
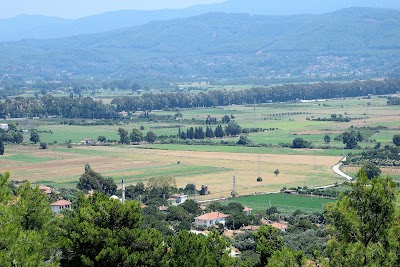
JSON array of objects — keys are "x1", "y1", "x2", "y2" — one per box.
[{"x1": 332, "y1": 157, "x2": 353, "y2": 181}]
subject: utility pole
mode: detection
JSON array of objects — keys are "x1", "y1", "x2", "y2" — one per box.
[
  {"x1": 121, "y1": 179, "x2": 125, "y2": 204},
  {"x1": 232, "y1": 176, "x2": 236, "y2": 196},
  {"x1": 313, "y1": 148, "x2": 317, "y2": 170},
  {"x1": 258, "y1": 155, "x2": 261, "y2": 178},
  {"x1": 253, "y1": 107, "x2": 257, "y2": 128}
]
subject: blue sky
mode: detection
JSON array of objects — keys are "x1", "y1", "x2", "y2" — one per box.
[{"x1": 0, "y1": 0, "x2": 224, "y2": 19}]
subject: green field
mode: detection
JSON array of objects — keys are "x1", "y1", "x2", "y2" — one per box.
[
  {"x1": 227, "y1": 193, "x2": 336, "y2": 214},
  {"x1": 2, "y1": 95, "x2": 399, "y2": 201}
]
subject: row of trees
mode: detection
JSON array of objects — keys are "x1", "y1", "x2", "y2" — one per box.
[
  {"x1": 111, "y1": 79, "x2": 400, "y2": 112},
  {"x1": 2, "y1": 79, "x2": 399, "y2": 119},
  {"x1": 118, "y1": 128, "x2": 157, "y2": 144},
  {"x1": 178, "y1": 121, "x2": 242, "y2": 140},
  {"x1": 0, "y1": 95, "x2": 118, "y2": 119}
]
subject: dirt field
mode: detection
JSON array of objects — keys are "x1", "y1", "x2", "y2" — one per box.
[
  {"x1": 343, "y1": 166, "x2": 400, "y2": 177},
  {"x1": 1, "y1": 145, "x2": 344, "y2": 199}
]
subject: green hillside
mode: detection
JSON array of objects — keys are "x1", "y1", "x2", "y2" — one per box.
[{"x1": 1, "y1": 8, "x2": 400, "y2": 80}]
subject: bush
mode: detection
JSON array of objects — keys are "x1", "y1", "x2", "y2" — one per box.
[
  {"x1": 257, "y1": 177, "x2": 262, "y2": 182},
  {"x1": 39, "y1": 142, "x2": 48, "y2": 149}
]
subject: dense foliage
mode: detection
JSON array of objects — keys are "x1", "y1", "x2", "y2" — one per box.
[{"x1": 0, "y1": 169, "x2": 399, "y2": 266}]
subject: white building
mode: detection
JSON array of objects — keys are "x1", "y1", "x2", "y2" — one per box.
[
  {"x1": 194, "y1": 212, "x2": 229, "y2": 227},
  {"x1": 0, "y1": 124, "x2": 8, "y2": 131},
  {"x1": 50, "y1": 199, "x2": 72, "y2": 214},
  {"x1": 169, "y1": 194, "x2": 188, "y2": 205}
]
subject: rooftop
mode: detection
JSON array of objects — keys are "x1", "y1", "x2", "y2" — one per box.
[
  {"x1": 195, "y1": 212, "x2": 229, "y2": 221},
  {"x1": 51, "y1": 199, "x2": 72, "y2": 206}
]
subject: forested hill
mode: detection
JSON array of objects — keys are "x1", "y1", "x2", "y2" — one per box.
[
  {"x1": 1, "y1": 0, "x2": 400, "y2": 41},
  {"x1": 1, "y1": 8, "x2": 400, "y2": 81}
]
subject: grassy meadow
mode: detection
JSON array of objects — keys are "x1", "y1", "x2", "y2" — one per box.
[{"x1": 227, "y1": 193, "x2": 336, "y2": 214}]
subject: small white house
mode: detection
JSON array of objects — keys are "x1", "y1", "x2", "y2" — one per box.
[
  {"x1": 0, "y1": 124, "x2": 8, "y2": 131},
  {"x1": 50, "y1": 199, "x2": 72, "y2": 214},
  {"x1": 169, "y1": 194, "x2": 188, "y2": 205},
  {"x1": 176, "y1": 194, "x2": 188, "y2": 204},
  {"x1": 195, "y1": 212, "x2": 229, "y2": 227}
]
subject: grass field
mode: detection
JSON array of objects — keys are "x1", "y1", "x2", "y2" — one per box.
[
  {"x1": 227, "y1": 193, "x2": 336, "y2": 214},
  {"x1": 1, "y1": 145, "x2": 343, "y2": 199},
  {"x1": 24, "y1": 95, "x2": 398, "y2": 148}
]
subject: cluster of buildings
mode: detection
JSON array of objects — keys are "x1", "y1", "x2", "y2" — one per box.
[{"x1": 43, "y1": 181, "x2": 288, "y2": 234}]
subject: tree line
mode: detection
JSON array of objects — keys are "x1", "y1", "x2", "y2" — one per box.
[
  {"x1": 1, "y1": 79, "x2": 400, "y2": 119},
  {"x1": 111, "y1": 79, "x2": 400, "y2": 112}
]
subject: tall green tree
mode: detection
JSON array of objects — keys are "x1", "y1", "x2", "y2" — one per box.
[
  {"x1": 77, "y1": 166, "x2": 117, "y2": 195},
  {"x1": 58, "y1": 194, "x2": 166, "y2": 266},
  {"x1": 325, "y1": 170, "x2": 399, "y2": 266},
  {"x1": 30, "y1": 129, "x2": 40, "y2": 143},
  {"x1": 254, "y1": 225, "x2": 284, "y2": 266},
  {"x1": 130, "y1": 128, "x2": 143, "y2": 143},
  {"x1": 0, "y1": 175, "x2": 59, "y2": 266},
  {"x1": 342, "y1": 131, "x2": 358, "y2": 149},
  {"x1": 118, "y1": 128, "x2": 130, "y2": 144},
  {"x1": 361, "y1": 161, "x2": 381, "y2": 180},
  {"x1": 163, "y1": 230, "x2": 235, "y2": 267},
  {"x1": 214, "y1": 125, "x2": 224, "y2": 138},
  {"x1": 393, "y1": 134, "x2": 400, "y2": 147},
  {"x1": 0, "y1": 140, "x2": 4, "y2": 155},
  {"x1": 266, "y1": 247, "x2": 304, "y2": 267},
  {"x1": 225, "y1": 121, "x2": 242, "y2": 136},
  {"x1": 145, "y1": 131, "x2": 157, "y2": 143}
]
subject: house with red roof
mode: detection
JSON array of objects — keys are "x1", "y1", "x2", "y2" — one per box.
[
  {"x1": 39, "y1": 185, "x2": 52, "y2": 194},
  {"x1": 50, "y1": 199, "x2": 72, "y2": 214},
  {"x1": 194, "y1": 212, "x2": 229, "y2": 227}
]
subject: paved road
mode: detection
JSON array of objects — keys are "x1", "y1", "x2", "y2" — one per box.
[{"x1": 331, "y1": 157, "x2": 353, "y2": 181}]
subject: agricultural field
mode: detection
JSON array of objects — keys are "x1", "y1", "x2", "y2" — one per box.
[
  {"x1": 227, "y1": 193, "x2": 336, "y2": 214},
  {"x1": 1, "y1": 95, "x2": 399, "y2": 202},
  {"x1": 1, "y1": 145, "x2": 343, "y2": 200}
]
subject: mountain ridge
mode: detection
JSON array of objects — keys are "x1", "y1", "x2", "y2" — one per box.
[
  {"x1": 1, "y1": 0, "x2": 400, "y2": 41},
  {"x1": 1, "y1": 8, "x2": 400, "y2": 81}
]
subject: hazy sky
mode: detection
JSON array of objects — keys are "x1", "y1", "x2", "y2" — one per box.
[{"x1": 0, "y1": 0, "x2": 225, "y2": 19}]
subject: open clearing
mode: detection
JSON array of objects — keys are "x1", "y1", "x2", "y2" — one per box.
[
  {"x1": 1, "y1": 145, "x2": 343, "y2": 199},
  {"x1": 227, "y1": 193, "x2": 336, "y2": 214}
]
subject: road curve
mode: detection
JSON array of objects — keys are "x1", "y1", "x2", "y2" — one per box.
[{"x1": 332, "y1": 157, "x2": 353, "y2": 181}]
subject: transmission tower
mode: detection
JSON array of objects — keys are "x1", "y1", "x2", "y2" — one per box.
[{"x1": 232, "y1": 176, "x2": 237, "y2": 195}]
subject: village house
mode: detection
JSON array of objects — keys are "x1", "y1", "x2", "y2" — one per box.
[
  {"x1": 39, "y1": 185, "x2": 52, "y2": 194},
  {"x1": 168, "y1": 194, "x2": 188, "y2": 205},
  {"x1": 159, "y1": 205, "x2": 169, "y2": 213},
  {"x1": 50, "y1": 199, "x2": 72, "y2": 214},
  {"x1": 0, "y1": 123, "x2": 9, "y2": 131},
  {"x1": 194, "y1": 212, "x2": 229, "y2": 228},
  {"x1": 243, "y1": 207, "x2": 253, "y2": 215},
  {"x1": 261, "y1": 218, "x2": 289, "y2": 232},
  {"x1": 80, "y1": 138, "x2": 94, "y2": 145}
]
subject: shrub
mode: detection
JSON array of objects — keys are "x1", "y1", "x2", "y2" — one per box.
[{"x1": 39, "y1": 142, "x2": 48, "y2": 149}]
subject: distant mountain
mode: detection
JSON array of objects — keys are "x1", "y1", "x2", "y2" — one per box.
[
  {"x1": 1, "y1": 8, "x2": 400, "y2": 81},
  {"x1": 1, "y1": 0, "x2": 400, "y2": 41}
]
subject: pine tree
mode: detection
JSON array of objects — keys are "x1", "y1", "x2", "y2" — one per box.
[
  {"x1": 205, "y1": 127, "x2": 214, "y2": 138},
  {"x1": 0, "y1": 140, "x2": 4, "y2": 155},
  {"x1": 215, "y1": 125, "x2": 224, "y2": 138}
]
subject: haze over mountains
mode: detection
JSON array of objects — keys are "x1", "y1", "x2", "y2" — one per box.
[
  {"x1": 1, "y1": 0, "x2": 400, "y2": 41},
  {"x1": 1, "y1": 7, "x2": 400, "y2": 82}
]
